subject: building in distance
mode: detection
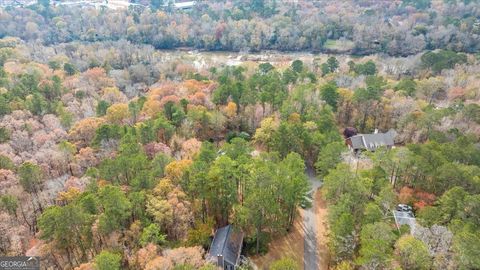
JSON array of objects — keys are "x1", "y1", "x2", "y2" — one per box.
[{"x1": 344, "y1": 127, "x2": 397, "y2": 152}]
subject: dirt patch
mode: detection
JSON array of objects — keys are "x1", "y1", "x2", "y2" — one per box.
[
  {"x1": 315, "y1": 190, "x2": 330, "y2": 270},
  {"x1": 250, "y1": 213, "x2": 305, "y2": 269}
]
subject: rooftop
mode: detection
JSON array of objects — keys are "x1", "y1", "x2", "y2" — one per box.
[
  {"x1": 208, "y1": 225, "x2": 244, "y2": 266},
  {"x1": 393, "y1": 210, "x2": 416, "y2": 234},
  {"x1": 349, "y1": 129, "x2": 397, "y2": 151}
]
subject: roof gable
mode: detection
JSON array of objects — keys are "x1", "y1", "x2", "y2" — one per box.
[
  {"x1": 209, "y1": 225, "x2": 244, "y2": 265},
  {"x1": 349, "y1": 129, "x2": 396, "y2": 151}
]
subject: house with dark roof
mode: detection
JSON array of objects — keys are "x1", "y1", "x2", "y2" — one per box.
[
  {"x1": 207, "y1": 225, "x2": 244, "y2": 270},
  {"x1": 345, "y1": 129, "x2": 397, "y2": 152}
]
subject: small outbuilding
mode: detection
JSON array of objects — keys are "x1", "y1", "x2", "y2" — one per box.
[
  {"x1": 393, "y1": 204, "x2": 416, "y2": 234},
  {"x1": 207, "y1": 225, "x2": 244, "y2": 270}
]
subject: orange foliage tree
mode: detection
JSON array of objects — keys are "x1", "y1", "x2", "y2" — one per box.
[{"x1": 68, "y1": 117, "x2": 105, "y2": 148}]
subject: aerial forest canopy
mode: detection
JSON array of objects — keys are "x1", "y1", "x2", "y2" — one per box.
[
  {"x1": 0, "y1": 0, "x2": 479, "y2": 270},
  {"x1": 2, "y1": 0, "x2": 480, "y2": 55}
]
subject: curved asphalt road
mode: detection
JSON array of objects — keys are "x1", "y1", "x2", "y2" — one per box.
[{"x1": 304, "y1": 169, "x2": 323, "y2": 270}]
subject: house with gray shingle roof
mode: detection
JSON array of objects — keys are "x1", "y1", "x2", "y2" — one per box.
[
  {"x1": 207, "y1": 225, "x2": 244, "y2": 270},
  {"x1": 346, "y1": 129, "x2": 397, "y2": 152}
]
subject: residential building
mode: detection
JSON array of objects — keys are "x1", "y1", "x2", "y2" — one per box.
[
  {"x1": 207, "y1": 225, "x2": 244, "y2": 270},
  {"x1": 345, "y1": 128, "x2": 397, "y2": 152}
]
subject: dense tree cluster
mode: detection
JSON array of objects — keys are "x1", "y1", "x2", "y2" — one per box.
[
  {"x1": 323, "y1": 133, "x2": 479, "y2": 269},
  {"x1": 0, "y1": 52, "x2": 331, "y2": 268},
  {"x1": 0, "y1": 1, "x2": 479, "y2": 266}
]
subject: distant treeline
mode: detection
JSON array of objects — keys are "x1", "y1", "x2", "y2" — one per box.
[{"x1": 1, "y1": 0, "x2": 480, "y2": 55}]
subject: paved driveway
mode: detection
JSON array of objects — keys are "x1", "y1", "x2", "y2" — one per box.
[{"x1": 304, "y1": 169, "x2": 323, "y2": 270}]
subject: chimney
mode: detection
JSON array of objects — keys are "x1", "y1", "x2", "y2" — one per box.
[{"x1": 217, "y1": 254, "x2": 224, "y2": 268}]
